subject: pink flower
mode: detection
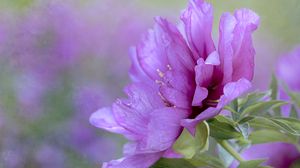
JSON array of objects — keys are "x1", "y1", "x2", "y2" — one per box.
[
  {"x1": 231, "y1": 143, "x2": 300, "y2": 168},
  {"x1": 277, "y1": 47, "x2": 300, "y2": 91},
  {"x1": 276, "y1": 46, "x2": 300, "y2": 116},
  {"x1": 90, "y1": 0, "x2": 259, "y2": 167}
]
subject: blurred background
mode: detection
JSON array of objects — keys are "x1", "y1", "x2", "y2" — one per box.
[{"x1": 0, "y1": 0, "x2": 299, "y2": 167}]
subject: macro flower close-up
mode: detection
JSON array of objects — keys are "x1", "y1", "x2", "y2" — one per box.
[
  {"x1": 90, "y1": 0, "x2": 260, "y2": 167},
  {"x1": 1, "y1": 0, "x2": 300, "y2": 168}
]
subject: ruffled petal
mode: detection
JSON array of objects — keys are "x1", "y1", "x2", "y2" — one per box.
[
  {"x1": 276, "y1": 47, "x2": 300, "y2": 91},
  {"x1": 141, "y1": 107, "x2": 189, "y2": 152},
  {"x1": 217, "y1": 78, "x2": 252, "y2": 108},
  {"x1": 155, "y1": 17, "x2": 195, "y2": 73},
  {"x1": 162, "y1": 71, "x2": 195, "y2": 95},
  {"x1": 136, "y1": 17, "x2": 194, "y2": 80},
  {"x1": 192, "y1": 57, "x2": 214, "y2": 106},
  {"x1": 159, "y1": 86, "x2": 191, "y2": 108},
  {"x1": 195, "y1": 58, "x2": 214, "y2": 87},
  {"x1": 218, "y1": 9, "x2": 259, "y2": 84},
  {"x1": 192, "y1": 86, "x2": 208, "y2": 106},
  {"x1": 157, "y1": 70, "x2": 195, "y2": 109},
  {"x1": 231, "y1": 9, "x2": 259, "y2": 81},
  {"x1": 112, "y1": 83, "x2": 163, "y2": 139},
  {"x1": 89, "y1": 107, "x2": 129, "y2": 135},
  {"x1": 129, "y1": 47, "x2": 151, "y2": 82},
  {"x1": 217, "y1": 12, "x2": 236, "y2": 84},
  {"x1": 181, "y1": 0, "x2": 215, "y2": 60},
  {"x1": 136, "y1": 28, "x2": 168, "y2": 80}
]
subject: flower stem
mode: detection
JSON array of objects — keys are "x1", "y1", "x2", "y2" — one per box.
[{"x1": 218, "y1": 140, "x2": 244, "y2": 162}]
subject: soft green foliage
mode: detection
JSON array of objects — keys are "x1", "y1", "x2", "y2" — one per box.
[
  {"x1": 150, "y1": 158, "x2": 196, "y2": 168},
  {"x1": 173, "y1": 121, "x2": 209, "y2": 158},
  {"x1": 285, "y1": 86, "x2": 300, "y2": 108},
  {"x1": 188, "y1": 153, "x2": 225, "y2": 168},
  {"x1": 249, "y1": 129, "x2": 297, "y2": 144},
  {"x1": 240, "y1": 100, "x2": 286, "y2": 117},
  {"x1": 225, "y1": 91, "x2": 286, "y2": 121},
  {"x1": 238, "y1": 160, "x2": 266, "y2": 168},
  {"x1": 270, "y1": 75, "x2": 278, "y2": 100},
  {"x1": 250, "y1": 117, "x2": 300, "y2": 136},
  {"x1": 208, "y1": 117, "x2": 242, "y2": 140},
  {"x1": 290, "y1": 105, "x2": 299, "y2": 118},
  {"x1": 0, "y1": 0, "x2": 35, "y2": 10},
  {"x1": 152, "y1": 154, "x2": 226, "y2": 168},
  {"x1": 217, "y1": 143, "x2": 235, "y2": 167}
]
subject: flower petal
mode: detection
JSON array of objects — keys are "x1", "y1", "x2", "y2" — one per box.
[
  {"x1": 218, "y1": 9, "x2": 259, "y2": 84},
  {"x1": 192, "y1": 86, "x2": 208, "y2": 106},
  {"x1": 163, "y1": 148, "x2": 182, "y2": 158},
  {"x1": 112, "y1": 83, "x2": 163, "y2": 139},
  {"x1": 142, "y1": 107, "x2": 189, "y2": 152},
  {"x1": 231, "y1": 9, "x2": 259, "y2": 81},
  {"x1": 181, "y1": 0, "x2": 215, "y2": 60},
  {"x1": 162, "y1": 71, "x2": 195, "y2": 95},
  {"x1": 89, "y1": 107, "x2": 129, "y2": 135},
  {"x1": 276, "y1": 47, "x2": 300, "y2": 91},
  {"x1": 129, "y1": 47, "x2": 151, "y2": 82},
  {"x1": 218, "y1": 78, "x2": 252, "y2": 108},
  {"x1": 136, "y1": 17, "x2": 194, "y2": 80},
  {"x1": 194, "y1": 58, "x2": 214, "y2": 87},
  {"x1": 205, "y1": 51, "x2": 220, "y2": 65},
  {"x1": 217, "y1": 12, "x2": 236, "y2": 84},
  {"x1": 230, "y1": 142, "x2": 300, "y2": 168},
  {"x1": 159, "y1": 86, "x2": 191, "y2": 108}
]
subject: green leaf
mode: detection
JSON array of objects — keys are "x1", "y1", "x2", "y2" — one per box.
[
  {"x1": 173, "y1": 129, "x2": 196, "y2": 159},
  {"x1": 215, "y1": 116, "x2": 236, "y2": 127},
  {"x1": 290, "y1": 105, "x2": 299, "y2": 118},
  {"x1": 229, "y1": 99, "x2": 240, "y2": 121},
  {"x1": 217, "y1": 144, "x2": 234, "y2": 167},
  {"x1": 270, "y1": 117, "x2": 300, "y2": 135},
  {"x1": 224, "y1": 106, "x2": 238, "y2": 115},
  {"x1": 225, "y1": 91, "x2": 272, "y2": 121},
  {"x1": 283, "y1": 84, "x2": 300, "y2": 108},
  {"x1": 249, "y1": 117, "x2": 278, "y2": 130},
  {"x1": 188, "y1": 153, "x2": 225, "y2": 168},
  {"x1": 238, "y1": 160, "x2": 265, "y2": 168},
  {"x1": 270, "y1": 75, "x2": 281, "y2": 116},
  {"x1": 173, "y1": 121, "x2": 209, "y2": 158},
  {"x1": 239, "y1": 91, "x2": 270, "y2": 113},
  {"x1": 208, "y1": 118, "x2": 242, "y2": 140},
  {"x1": 249, "y1": 129, "x2": 296, "y2": 144},
  {"x1": 290, "y1": 92, "x2": 300, "y2": 108},
  {"x1": 150, "y1": 158, "x2": 196, "y2": 168},
  {"x1": 238, "y1": 116, "x2": 254, "y2": 124},
  {"x1": 237, "y1": 123, "x2": 250, "y2": 138},
  {"x1": 270, "y1": 75, "x2": 278, "y2": 100},
  {"x1": 250, "y1": 117, "x2": 300, "y2": 136},
  {"x1": 197, "y1": 121, "x2": 210, "y2": 153},
  {"x1": 241, "y1": 100, "x2": 286, "y2": 117}
]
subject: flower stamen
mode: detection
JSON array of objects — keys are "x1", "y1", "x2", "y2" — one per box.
[
  {"x1": 167, "y1": 64, "x2": 172, "y2": 70},
  {"x1": 158, "y1": 92, "x2": 174, "y2": 107},
  {"x1": 156, "y1": 69, "x2": 165, "y2": 78}
]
